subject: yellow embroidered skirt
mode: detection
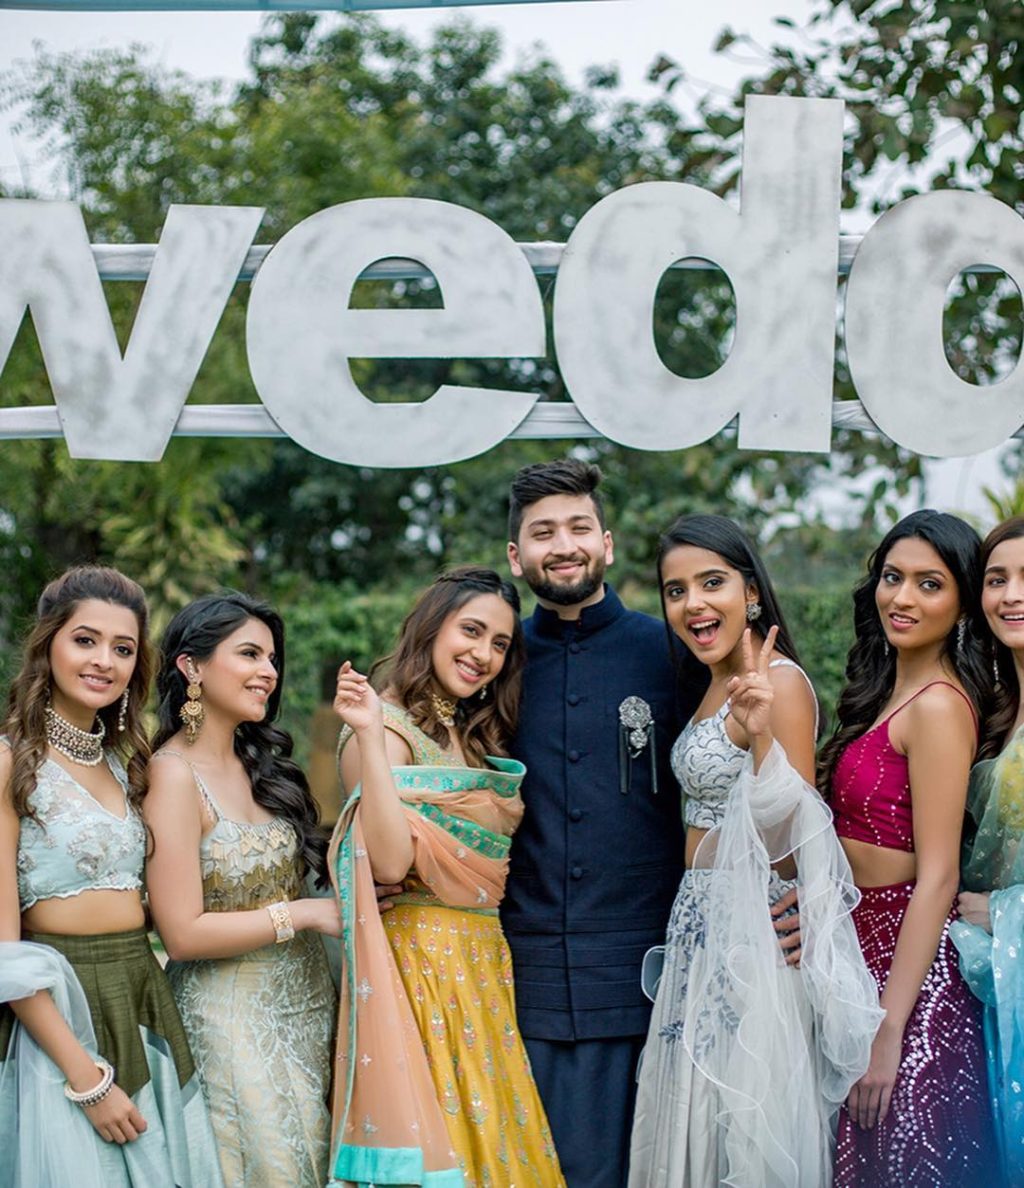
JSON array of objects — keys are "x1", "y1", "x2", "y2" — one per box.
[{"x1": 384, "y1": 903, "x2": 564, "y2": 1188}]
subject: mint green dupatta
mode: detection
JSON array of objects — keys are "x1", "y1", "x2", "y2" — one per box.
[{"x1": 952, "y1": 726, "x2": 1024, "y2": 1183}]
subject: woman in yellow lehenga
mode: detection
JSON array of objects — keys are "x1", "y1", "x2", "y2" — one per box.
[{"x1": 327, "y1": 567, "x2": 564, "y2": 1188}]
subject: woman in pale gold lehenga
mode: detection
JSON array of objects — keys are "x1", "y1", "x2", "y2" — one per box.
[{"x1": 144, "y1": 592, "x2": 341, "y2": 1188}]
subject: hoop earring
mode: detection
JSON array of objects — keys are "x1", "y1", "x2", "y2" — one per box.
[
  {"x1": 117, "y1": 690, "x2": 129, "y2": 734},
  {"x1": 956, "y1": 617, "x2": 967, "y2": 654},
  {"x1": 180, "y1": 660, "x2": 205, "y2": 745},
  {"x1": 745, "y1": 602, "x2": 762, "y2": 622}
]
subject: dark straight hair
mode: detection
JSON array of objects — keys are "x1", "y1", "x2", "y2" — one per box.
[
  {"x1": 818, "y1": 509, "x2": 991, "y2": 791},
  {"x1": 656, "y1": 514, "x2": 805, "y2": 722},
  {"x1": 978, "y1": 516, "x2": 1024, "y2": 758},
  {"x1": 153, "y1": 591, "x2": 326, "y2": 882}
]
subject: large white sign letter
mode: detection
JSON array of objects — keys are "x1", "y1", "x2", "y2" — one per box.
[
  {"x1": 246, "y1": 198, "x2": 545, "y2": 467},
  {"x1": 0, "y1": 200, "x2": 264, "y2": 461},
  {"x1": 845, "y1": 191, "x2": 1024, "y2": 457},
  {"x1": 553, "y1": 96, "x2": 844, "y2": 453}
]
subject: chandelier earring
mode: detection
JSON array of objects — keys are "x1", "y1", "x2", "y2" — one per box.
[
  {"x1": 179, "y1": 659, "x2": 205, "y2": 745},
  {"x1": 745, "y1": 601, "x2": 762, "y2": 623},
  {"x1": 117, "y1": 689, "x2": 129, "y2": 734}
]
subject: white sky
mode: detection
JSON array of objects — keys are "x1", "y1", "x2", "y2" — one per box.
[{"x1": 0, "y1": 0, "x2": 1011, "y2": 514}]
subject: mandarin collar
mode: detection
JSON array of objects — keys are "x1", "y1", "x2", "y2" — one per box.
[{"x1": 529, "y1": 584, "x2": 626, "y2": 639}]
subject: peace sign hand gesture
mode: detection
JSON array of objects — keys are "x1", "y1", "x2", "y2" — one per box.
[{"x1": 726, "y1": 626, "x2": 778, "y2": 746}]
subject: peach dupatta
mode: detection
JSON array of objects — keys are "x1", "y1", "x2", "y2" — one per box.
[{"x1": 326, "y1": 757, "x2": 525, "y2": 1188}]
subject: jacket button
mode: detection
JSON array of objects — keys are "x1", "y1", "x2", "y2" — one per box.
[
  {"x1": 567, "y1": 693, "x2": 581, "y2": 706},
  {"x1": 571, "y1": 866, "x2": 584, "y2": 879},
  {"x1": 568, "y1": 749, "x2": 580, "y2": 762},
  {"x1": 569, "y1": 641, "x2": 581, "y2": 654},
  {"x1": 569, "y1": 808, "x2": 583, "y2": 822}
]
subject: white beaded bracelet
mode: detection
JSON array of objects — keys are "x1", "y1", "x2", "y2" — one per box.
[{"x1": 64, "y1": 1058, "x2": 115, "y2": 1108}]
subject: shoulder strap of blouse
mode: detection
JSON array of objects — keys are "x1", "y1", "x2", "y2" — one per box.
[
  {"x1": 888, "y1": 680, "x2": 978, "y2": 734},
  {"x1": 767, "y1": 658, "x2": 820, "y2": 737},
  {"x1": 380, "y1": 702, "x2": 447, "y2": 765},
  {"x1": 153, "y1": 749, "x2": 222, "y2": 821}
]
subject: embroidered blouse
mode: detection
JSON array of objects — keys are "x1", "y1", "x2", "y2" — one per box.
[
  {"x1": 10, "y1": 743, "x2": 145, "y2": 911},
  {"x1": 674, "y1": 659, "x2": 817, "y2": 831}
]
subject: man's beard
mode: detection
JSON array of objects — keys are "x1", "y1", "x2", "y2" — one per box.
[{"x1": 522, "y1": 557, "x2": 606, "y2": 607}]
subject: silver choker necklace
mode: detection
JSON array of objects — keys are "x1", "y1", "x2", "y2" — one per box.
[{"x1": 45, "y1": 705, "x2": 105, "y2": 766}]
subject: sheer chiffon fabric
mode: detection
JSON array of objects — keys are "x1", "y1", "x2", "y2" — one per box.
[
  {"x1": 328, "y1": 722, "x2": 564, "y2": 1188},
  {"x1": 631, "y1": 742, "x2": 882, "y2": 1188},
  {"x1": 952, "y1": 726, "x2": 1024, "y2": 1185},
  {"x1": 0, "y1": 937, "x2": 222, "y2": 1188}
]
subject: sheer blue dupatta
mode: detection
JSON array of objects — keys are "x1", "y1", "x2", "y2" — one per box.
[
  {"x1": 953, "y1": 727, "x2": 1024, "y2": 1183},
  {"x1": 0, "y1": 940, "x2": 106, "y2": 1187}
]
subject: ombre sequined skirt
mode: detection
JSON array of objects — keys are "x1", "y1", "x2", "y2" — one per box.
[
  {"x1": 383, "y1": 902, "x2": 564, "y2": 1188},
  {"x1": 834, "y1": 881, "x2": 996, "y2": 1187}
]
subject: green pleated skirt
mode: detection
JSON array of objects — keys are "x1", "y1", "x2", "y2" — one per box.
[{"x1": 0, "y1": 928, "x2": 224, "y2": 1187}]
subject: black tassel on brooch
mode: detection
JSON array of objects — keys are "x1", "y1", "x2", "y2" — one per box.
[{"x1": 618, "y1": 696, "x2": 656, "y2": 796}]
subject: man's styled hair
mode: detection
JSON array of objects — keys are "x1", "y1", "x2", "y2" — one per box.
[{"x1": 507, "y1": 459, "x2": 606, "y2": 541}]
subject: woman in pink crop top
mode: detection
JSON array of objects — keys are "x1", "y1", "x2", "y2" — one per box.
[{"x1": 818, "y1": 509, "x2": 996, "y2": 1187}]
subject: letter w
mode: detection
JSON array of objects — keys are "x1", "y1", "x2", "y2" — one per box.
[{"x1": 0, "y1": 201, "x2": 263, "y2": 461}]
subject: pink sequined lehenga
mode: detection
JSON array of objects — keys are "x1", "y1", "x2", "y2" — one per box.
[{"x1": 830, "y1": 684, "x2": 996, "y2": 1188}]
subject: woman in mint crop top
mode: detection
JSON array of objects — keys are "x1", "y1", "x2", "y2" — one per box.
[
  {"x1": 818, "y1": 510, "x2": 996, "y2": 1187},
  {"x1": 0, "y1": 565, "x2": 222, "y2": 1188}
]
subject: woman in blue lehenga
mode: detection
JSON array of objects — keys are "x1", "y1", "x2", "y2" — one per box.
[{"x1": 953, "y1": 516, "x2": 1024, "y2": 1186}]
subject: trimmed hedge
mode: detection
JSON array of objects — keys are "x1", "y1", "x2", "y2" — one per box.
[{"x1": 276, "y1": 581, "x2": 856, "y2": 766}]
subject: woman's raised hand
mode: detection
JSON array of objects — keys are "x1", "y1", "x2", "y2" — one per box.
[
  {"x1": 726, "y1": 625, "x2": 778, "y2": 742},
  {"x1": 333, "y1": 661, "x2": 382, "y2": 735}
]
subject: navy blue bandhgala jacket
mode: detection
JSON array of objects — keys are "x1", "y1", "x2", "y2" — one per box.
[{"x1": 502, "y1": 585, "x2": 694, "y2": 1042}]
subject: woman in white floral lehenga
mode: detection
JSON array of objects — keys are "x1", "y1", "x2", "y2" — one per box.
[{"x1": 629, "y1": 515, "x2": 882, "y2": 1188}]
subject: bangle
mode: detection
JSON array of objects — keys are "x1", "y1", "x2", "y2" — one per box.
[
  {"x1": 267, "y1": 900, "x2": 295, "y2": 944},
  {"x1": 65, "y1": 1059, "x2": 115, "y2": 1107}
]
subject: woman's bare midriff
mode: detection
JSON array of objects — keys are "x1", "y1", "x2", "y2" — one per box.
[
  {"x1": 22, "y1": 888, "x2": 146, "y2": 936},
  {"x1": 685, "y1": 826, "x2": 797, "y2": 880},
  {"x1": 839, "y1": 835, "x2": 917, "y2": 888}
]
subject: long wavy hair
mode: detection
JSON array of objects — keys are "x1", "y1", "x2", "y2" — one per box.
[
  {"x1": 372, "y1": 567, "x2": 524, "y2": 767},
  {"x1": 978, "y1": 516, "x2": 1024, "y2": 758},
  {"x1": 656, "y1": 514, "x2": 807, "y2": 723},
  {"x1": 3, "y1": 566, "x2": 153, "y2": 819},
  {"x1": 817, "y1": 509, "x2": 990, "y2": 793},
  {"x1": 152, "y1": 592, "x2": 326, "y2": 882}
]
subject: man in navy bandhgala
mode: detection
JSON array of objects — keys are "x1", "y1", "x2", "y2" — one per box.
[{"x1": 502, "y1": 459, "x2": 696, "y2": 1187}]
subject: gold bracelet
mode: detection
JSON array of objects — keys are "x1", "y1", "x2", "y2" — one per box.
[{"x1": 266, "y1": 900, "x2": 295, "y2": 943}]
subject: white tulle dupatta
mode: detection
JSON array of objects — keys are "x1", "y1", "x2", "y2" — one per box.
[
  {"x1": 0, "y1": 941, "x2": 107, "y2": 1187},
  {"x1": 685, "y1": 742, "x2": 884, "y2": 1187}
]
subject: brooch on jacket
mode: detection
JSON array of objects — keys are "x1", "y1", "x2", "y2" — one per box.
[{"x1": 618, "y1": 696, "x2": 657, "y2": 796}]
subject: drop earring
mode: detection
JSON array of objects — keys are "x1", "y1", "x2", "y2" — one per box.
[
  {"x1": 117, "y1": 689, "x2": 129, "y2": 734},
  {"x1": 180, "y1": 660, "x2": 205, "y2": 745}
]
